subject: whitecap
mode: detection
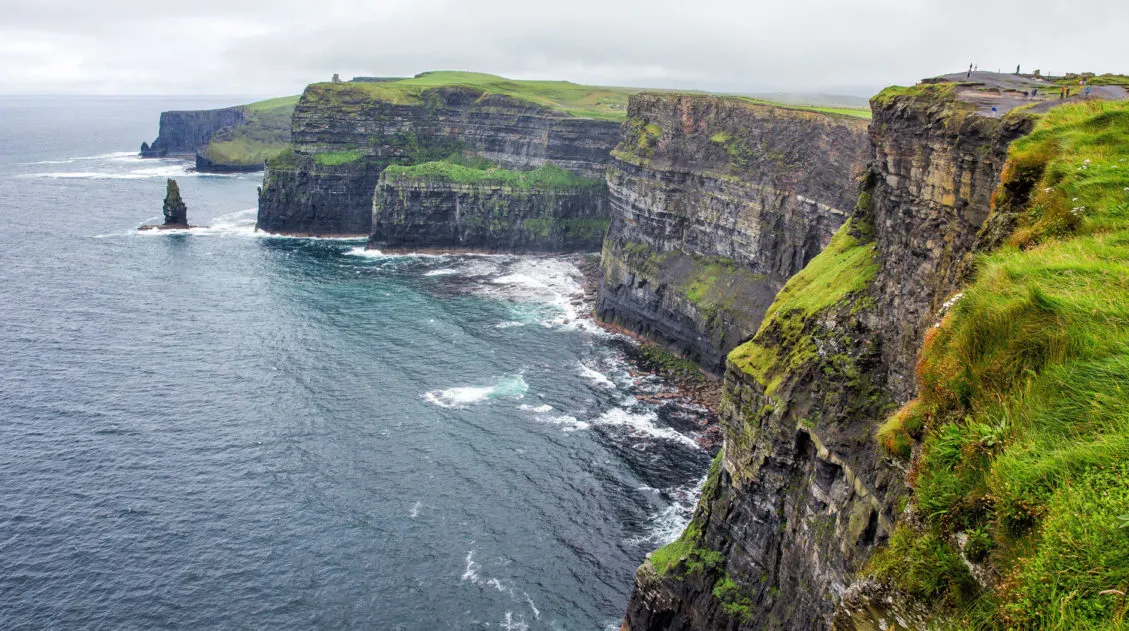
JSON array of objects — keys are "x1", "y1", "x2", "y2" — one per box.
[
  {"x1": 423, "y1": 268, "x2": 458, "y2": 276},
  {"x1": 409, "y1": 501, "x2": 422, "y2": 518},
  {"x1": 494, "y1": 321, "x2": 526, "y2": 329},
  {"x1": 461, "y1": 551, "x2": 480, "y2": 583},
  {"x1": 499, "y1": 612, "x2": 529, "y2": 631},
  {"x1": 518, "y1": 404, "x2": 553, "y2": 414},
  {"x1": 345, "y1": 246, "x2": 384, "y2": 258},
  {"x1": 423, "y1": 375, "x2": 528, "y2": 409},
  {"x1": 578, "y1": 362, "x2": 616, "y2": 389},
  {"x1": 594, "y1": 408, "x2": 699, "y2": 449},
  {"x1": 631, "y1": 473, "x2": 710, "y2": 546}
]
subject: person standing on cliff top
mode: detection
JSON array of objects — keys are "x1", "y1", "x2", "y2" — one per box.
[
  {"x1": 968, "y1": 62, "x2": 973, "y2": 78},
  {"x1": 1017, "y1": 64, "x2": 1021, "y2": 74}
]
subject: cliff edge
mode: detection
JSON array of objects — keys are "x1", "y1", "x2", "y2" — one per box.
[
  {"x1": 596, "y1": 94, "x2": 870, "y2": 375},
  {"x1": 256, "y1": 72, "x2": 632, "y2": 236},
  {"x1": 622, "y1": 77, "x2": 1048, "y2": 630}
]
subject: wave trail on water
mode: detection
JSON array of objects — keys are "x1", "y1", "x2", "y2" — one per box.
[
  {"x1": 578, "y1": 362, "x2": 616, "y2": 389},
  {"x1": 594, "y1": 407, "x2": 701, "y2": 449},
  {"x1": 630, "y1": 472, "x2": 710, "y2": 547},
  {"x1": 423, "y1": 374, "x2": 528, "y2": 409}
]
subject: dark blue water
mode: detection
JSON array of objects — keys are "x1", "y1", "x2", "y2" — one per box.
[{"x1": 0, "y1": 97, "x2": 712, "y2": 630}]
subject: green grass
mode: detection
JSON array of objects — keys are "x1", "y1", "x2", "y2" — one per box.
[
  {"x1": 299, "y1": 71, "x2": 878, "y2": 122},
  {"x1": 301, "y1": 71, "x2": 642, "y2": 121},
  {"x1": 871, "y1": 99, "x2": 1129, "y2": 628},
  {"x1": 1051, "y1": 74, "x2": 1129, "y2": 87},
  {"x1": 805, "y1": 105, "x2": 872, "y2": 119},
  {"x1": 649, "y1": 454, "x2": 726, "y2": 577},
  {"x1": 712, "y1": 573, "x2": 755, "y2": 622},
  {"x1": 244, "y1": 94, "x2": 300, "y2": 113},
  {"x1": 728, "y1": 218, "x2": 877, "y2": 394},
  {"x1": 733, "y1": 95, "x2": 871, "y2": 119},
  {"x1": 312, "y1": 149, "x2": 365, "y2": 166},
  {"x1": 200, "y1": 94, "x2": 298, "y2": 167},
  {"x1": 382, "y1": 160, "x2": 602, "y2": 189}
]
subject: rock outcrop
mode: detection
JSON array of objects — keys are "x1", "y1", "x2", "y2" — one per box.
[
  {"x1": 140, "y1": 107, "x2": 246, "y2": 158},
  {"x1": 139, "y1": 178, "x2": 192, "y2": 230},
  {"x1": 256, "y1": 79, "x2": 623, "y2": 236},
  {"x1": 140, "y1": 98, "x2": 296, "y2": 172},
  {"x1": 368, "y1": 163, "x2": 609, "y2": 252},
  {"x1": 621, "y1": 82, "x2": 1037, "y2": 630},
  {"x1": 596, "y1": 94, "x2": 869, "y2": 374}
]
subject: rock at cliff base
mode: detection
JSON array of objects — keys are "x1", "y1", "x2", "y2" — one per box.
[{"x1": 139, "y1": 178, "x2": 192, "y2": 230}]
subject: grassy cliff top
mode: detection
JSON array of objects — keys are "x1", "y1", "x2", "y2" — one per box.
[
  {"x1": 244, "y1": 94, "x2": 300, "y2": 114},
  {"x1": 303, "y1": 71, "x2": 641, "y2": 121},
  {"x1": 299, "y1": 71, "x2": 874, "y2": 121},
  {"x1": 732, "y1": 95, "x2": 871, "y2": 119},
  {"x1": 871, "y1": 98, "x2": 1129, "y2": 629}
]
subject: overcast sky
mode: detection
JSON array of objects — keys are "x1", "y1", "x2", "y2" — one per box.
[{"x1": 3, "y1": 0, "x2": 1127, "y2": 98}]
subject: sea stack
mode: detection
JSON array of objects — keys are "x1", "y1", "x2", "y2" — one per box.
[{"x1": 139, "y1": 178, "x2": 191, "y2": 230}]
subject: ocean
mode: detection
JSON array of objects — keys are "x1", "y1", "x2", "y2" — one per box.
[{"x1": 0, "y1": 96, "x2": 712, "y2": 630}]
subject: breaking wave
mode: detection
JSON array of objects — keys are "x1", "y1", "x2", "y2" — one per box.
[{"x1": 423, "y1": 375, "x2": 529, "y2": 409}]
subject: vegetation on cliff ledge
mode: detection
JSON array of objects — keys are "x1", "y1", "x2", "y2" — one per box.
[
  {"x1": 382, "y1": 160, "x2": 603, "y2": 190},
  {"x1": 872, "y1": 99, "x2": 1129, "y2": 629},
  {"x1": 728, "y1": 217, "x2": 877, "y2": 395}
]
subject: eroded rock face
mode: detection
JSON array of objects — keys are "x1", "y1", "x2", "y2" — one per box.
[
  {"x1": 621, "y1": 88, "x2": 1035, "y2": 631},
  {"x1": 139, "y1": 178, "x2": 190, "y2": 230},
  {"x1": 256, "y1": 84, "x2": 622, "y2": 236},
  {"x1": 596, "y1": 94, "x2": 869, "y2": 375},
  {"x1": 162, "y1": 178, "x2": 188, "y2": 226},
  {"x1": 141, "y1": 107, "x2": 245, "y2": 157},
  {"x1": 368, "y1": 175, "x2": 609, "y2": 253}
]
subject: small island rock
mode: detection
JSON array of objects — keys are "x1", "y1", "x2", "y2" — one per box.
[{"x1": 139, "y1": 179, "x2": 193, "y2": 230}]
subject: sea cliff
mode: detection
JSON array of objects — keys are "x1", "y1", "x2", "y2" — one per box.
[
  {"x1": 140, "y1": 96, "x2": 296, "y2": 172},
  {"x1": 596, "y1": 94, "x2": 870, "y2": 374},
  {"x1": 621, "y1": 79, "x2": 1043, "y2": 630},
  {"x1": 256, "y1": 73, "x2": 629, "y2": 236},
  {"x1": 369, "y1": 161, "x2": 609, "y2": 252}
]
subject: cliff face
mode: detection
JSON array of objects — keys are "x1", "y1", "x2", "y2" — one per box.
[
  {"x1": 369, "y1": 164, "x2": 609, "y2": 252},
  {"x1": 141, "y1": 97, "x2": 296, "y2": 172},
  {"x1": 596, "y1": 95, "x2": 869, "y2": 374},
  {"x1": 622, "y1": 85, "x2": 1035, "y2": 631},
  {"x1": 256, "y1": 82, "x2": 622, "y2": 236},
  {"x1": 141, "y1": 107, "x2": 246, "y2": 157}
]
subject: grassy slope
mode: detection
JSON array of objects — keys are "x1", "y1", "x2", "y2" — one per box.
[
  {"x1": 300, "y1": 71, "x2": 872, "y2": 122},
  {"x1": 201, "y1": 95, "x2": 299, "y2": 166},
  {"x1": 728, "y1": 217, "x2": 878, "y2": 395},
  {"x1": 302, "y1": 71, "x2": 640, "y2": 121},
  {"x1": 871, "y1": 99, "x2": 1129, "y2": 629},
  {"x1": 733, "y1": 95, "x2": 872, "y2": 119}
]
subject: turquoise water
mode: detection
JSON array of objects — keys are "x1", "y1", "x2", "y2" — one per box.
[{"x1": 0, "y1": 97, "x2": 712, "y2": 630}]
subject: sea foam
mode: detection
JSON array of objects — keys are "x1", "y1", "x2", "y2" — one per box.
[{"x1": 423, "y1": 375, "x2": 528, "y2": 409}]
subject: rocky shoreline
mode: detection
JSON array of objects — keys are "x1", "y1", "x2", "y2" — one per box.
[{"x1": 575, "y1": 253, "x2": 724, "y2": 452}]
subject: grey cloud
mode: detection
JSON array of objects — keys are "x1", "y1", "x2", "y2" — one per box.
[{"x1": 2, "y1": 0, "x2": 1127, "y2": 96}]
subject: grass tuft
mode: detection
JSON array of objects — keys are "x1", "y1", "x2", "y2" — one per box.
[{"x1": 873, "y1": 99, "x2": 1129, "y2": 628}]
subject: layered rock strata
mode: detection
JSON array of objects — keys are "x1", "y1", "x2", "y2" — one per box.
[
  {"x1": 621, "y1": 83, "x2": 1036, "y2": 630},
  {"x1": 140, "y1": 107, "x2": 246, "y2": 158},
  {"x1": 141, "y1": 99, "x2": 295, "y2": 172},
  {"x1": 368, "y1": 164, "x2": 609, "y2": 252},
  {"x1": 256, "y1": 82, "x2": 621, "y2": 236},
  {"x1": 596, "y1": 95, "x2": 869, "y2": 374},
  {"x1": 139, "y1": 178, "x2": 192, "y2": 230}
]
